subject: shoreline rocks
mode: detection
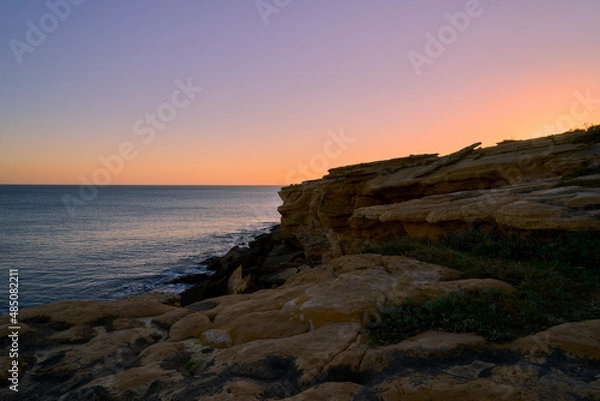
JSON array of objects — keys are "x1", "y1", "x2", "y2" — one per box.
[
  {"x1": 2, "y1": 128, "x2": 599, "y2": 400},
  {"x1": 174, "y1": 224, "x2": 307, "y2": 306},
  {"x1": 2, "y1": 254, "x2": 598, "y2": 400}
]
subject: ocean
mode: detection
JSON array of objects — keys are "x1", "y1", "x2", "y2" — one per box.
[{"x1": 0, "y1": 185, "x2": 282, "y2": 309}]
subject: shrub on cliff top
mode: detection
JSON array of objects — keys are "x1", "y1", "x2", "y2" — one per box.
[{"x1": 572, "y1": 124, "x2": 600, "y2": 144}]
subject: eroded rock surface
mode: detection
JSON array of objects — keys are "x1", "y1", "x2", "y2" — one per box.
[
  {"x1": 2, "y1": 255, "x2": 598, "y2": 400},
  {"x1": 279, "y1": 129, "x2": 600, "y2": 261}
]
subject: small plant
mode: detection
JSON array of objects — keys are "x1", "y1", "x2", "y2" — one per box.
[{"x1": 182, "y1": 359, "x2": 204, "y2": 375}]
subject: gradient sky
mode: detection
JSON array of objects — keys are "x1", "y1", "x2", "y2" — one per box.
[{"x1": 1, "y1": 0, "x2": 599, "y2": 185}]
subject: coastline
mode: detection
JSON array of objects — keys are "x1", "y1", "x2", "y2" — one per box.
[
  {"x1": 2, "y1": 127, "x2": 599, "y2": 400},
  {"x1": 169, "y1": 223, "x2": 306, "y2": 306}
]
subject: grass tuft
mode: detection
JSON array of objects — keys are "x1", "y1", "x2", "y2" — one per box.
[{"x1": 182, "y1": 360, "x2": 204, "y2": 375}]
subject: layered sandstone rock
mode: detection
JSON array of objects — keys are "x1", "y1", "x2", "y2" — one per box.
[
  {"x1": 279, "y1": 128, "x2": 600, "y2": 261},
  {"x1": 2, "y1": 255, "x2": 598, "y2": 400}
]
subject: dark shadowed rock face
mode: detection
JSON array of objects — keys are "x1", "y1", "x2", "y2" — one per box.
[
  {"x1": 176, "y1": 225, "x2": 307, "y2": 305},
  {"x1": 278, "y1": 128, "x2": 600, "y2": 262}
]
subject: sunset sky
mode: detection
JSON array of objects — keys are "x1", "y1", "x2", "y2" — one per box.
[{"x1": 1, "y1": 0, "x2": 599, "y2": 185}]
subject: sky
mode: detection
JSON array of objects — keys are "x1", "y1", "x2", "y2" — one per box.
[{"x1": 1, "y1": 0, "x2": 599, "y2": 185}]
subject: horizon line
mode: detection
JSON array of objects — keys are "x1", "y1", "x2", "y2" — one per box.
[{"x1": 0, "y1": 183, "x2": 287, "y2": 187}]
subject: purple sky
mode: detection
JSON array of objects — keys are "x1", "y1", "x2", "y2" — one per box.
[{"x1": 1, "y1": 0, "x2": 599, "y2": 184}]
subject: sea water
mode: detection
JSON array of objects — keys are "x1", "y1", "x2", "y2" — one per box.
[{"x1": 0, "y1": 185, "x2": 282, "y2": 308}]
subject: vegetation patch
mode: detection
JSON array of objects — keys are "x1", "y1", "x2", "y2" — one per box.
[
  {"x1": 368, "y1": 230, "x2": 600, "y2": 345},
  {"x1": 572, "y1": 124, "x2": 600, "y2": 144},
  {"x1": 182, "y1": 359, "x2": 204, "y2": 375}
]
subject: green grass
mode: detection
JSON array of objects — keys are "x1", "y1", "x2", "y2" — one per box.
[
  {"x1": 367, "y1": 231, "x2": 600, "y2": 345},
  {"x1": 182, "y1": 360, "x2": 204, "y2": 375}
]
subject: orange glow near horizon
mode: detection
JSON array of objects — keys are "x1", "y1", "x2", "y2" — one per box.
[{"x1": 2, "y1": 105, "x2": 599, "y2": 186}]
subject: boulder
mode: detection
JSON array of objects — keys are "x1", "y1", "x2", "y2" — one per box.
[
  {"x1": 167, "y1": 312, "x2": 212, "y2": 341},
  {"x1": 19, "y1": 295, "x2": 176, "y2": 326},
  {"x1": 509, "y1": 319, "x2": 600, "y2": 360},
  {"x1": 260, "y1": 243, "x2": 304, "y2": 274},
  {"x1": 215, "y1": 322, "x2": 362, "y2": 387},
  {"x1": 226, "y1": 310, "x2": 309, "y2": 345},
  {"x1": 227, "y1": 265, "x2": 252, "y2": 295},
  {"x1": 200, "y1": 329, "x2": 233, "y2": 348},
  {"x1": 152, "y1": 308, "x2": 193, "y2": 329},
  {"x1": 138, "y1": 342, "x2": 187, "y2": 368}
]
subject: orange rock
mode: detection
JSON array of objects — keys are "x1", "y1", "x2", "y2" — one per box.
[
  {"x1": 167, "y1": 312, "x2": 212, "y2": 341},
  {"x1": 226, "y1": 309, "x2": 309, "y2": 345},
  {"x1": 152, "y1": 308, "x2": 193, "y2": 329},
  {"x1": 510, "y1": 319, "x2": 600, "y2": 359}
]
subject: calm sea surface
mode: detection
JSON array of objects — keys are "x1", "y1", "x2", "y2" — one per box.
[{"x1": 0, "y1": 185, "x2": 282, "y2": 308}]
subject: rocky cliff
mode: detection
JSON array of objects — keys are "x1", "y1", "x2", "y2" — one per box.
[
  {"x1": 279, "y1": 127, "x2": 600, "y2": 262},
  {"x1": 2, "y1": 258, "x2": 599, "y2": 400},
  {"x1": 1, "y1": 127, "x2": 599, "y2": 400}
]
